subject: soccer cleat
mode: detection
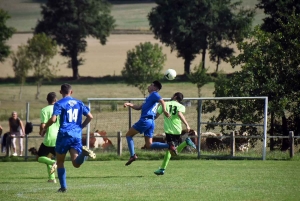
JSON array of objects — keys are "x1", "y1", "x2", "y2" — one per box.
[
  {"x1": 185, "y1": 137, "x2": 196, "y2": 149},
  {"x1": 82, "y1": 146, "x2": 96, "y2": 159},
  {"x1": 57, "y1": 188, "x2": 67, "y2": 193},
  {"x1": 125, "y1": 154, "x2": 138, "y2": 166},
  {"x1": 154, "y1": 168, "x2": 165, "y2": 176},
  {"x1": 12, "y1": 152, "x2": 17, "y2": 156},
  {"x1": 48, "y1": 179, "x2": 57, "y2": 183},
  {"x1": 50, "y1": 162, "x2": 57, "y2": 175},
  {"x1": 169, "y1": 142, "x2": 178, "y2": 155}
]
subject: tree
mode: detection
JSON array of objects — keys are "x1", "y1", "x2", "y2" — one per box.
[
  {"x1": 35, "y1": 0, "x2": 115, "y2": 79},
  {"x1": 121, "y1": 42, "x2": 166, "y2": 97},
  {"x1": 27, "y1": 33, "x2": 58, "y2": 100},
  {"x1": 10, "y1": 45, "x2": 31, "y2": 100},
  {"x1": 257, "y1": 0, "x2": 300, "y2": 33},
  {"x1": 0, "y1": 9, "x2": 15, "y2": 62},
  {"x1": 187, "y1": 63, "x2": 210, "y2": 97},
  {"x1": 206, "y1": 11, "x2": 300, "y2": 150},
  {"x1": 148, "y1": 0, "x2": 254, "y2": 74}
]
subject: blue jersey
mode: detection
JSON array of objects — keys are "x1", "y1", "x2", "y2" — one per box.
[
  {"x1": 53, "y1": 96, "x2": 90, "y2": 138},
  {"x1": 140, "y1": 92, "x2": 161, "y2": 119}
]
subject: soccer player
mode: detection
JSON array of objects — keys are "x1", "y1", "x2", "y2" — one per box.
[
  {"x1": 37, "y1": 92, "x2": 60, "y2": 183},
  {"x1": 123, "y1": 80, "x2": 176, "y2": 166},
  {"x1": 154, "y1": 92, "x2": 196, "y2": 175},
  {"x1": 41, "y1": 83, "x2": 96, "y2": 193}
]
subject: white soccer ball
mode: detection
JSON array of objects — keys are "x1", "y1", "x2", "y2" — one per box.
[{"x1": 164, "y1": 69, "x2": 177, "y2": 80}]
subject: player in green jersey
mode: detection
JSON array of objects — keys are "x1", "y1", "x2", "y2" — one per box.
[
  {"x1": 37, "y1": 92, "x2": 60, "y2": 183},
  {"x1": 154, "y1": 92, "x2": 196, "y2": 175}
]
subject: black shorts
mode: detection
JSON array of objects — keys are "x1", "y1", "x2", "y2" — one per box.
[
  {"x1": 37, "y1": 143, "x2": 56, "y2": 157},
  {"x1": 165, "y1": 133, "x2": 181, "y2": 146}
]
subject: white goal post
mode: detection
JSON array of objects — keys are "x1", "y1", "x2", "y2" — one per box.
[{"x1": 86, "y1": 97, "x2": 268, "y2": 160}]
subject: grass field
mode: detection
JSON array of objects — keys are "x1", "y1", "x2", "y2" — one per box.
[{"x1": 0, "y1": 160, "x2": 299, "y2": 201}]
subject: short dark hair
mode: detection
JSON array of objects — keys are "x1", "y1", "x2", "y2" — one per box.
[
  {"x1": 173, "y1": 92, "x2": 184, "y2": 103},
  {"x1": 61, "y1": 83, "x2": 72, "y2": 94},
  {"x1": 47, "y1": 92, "x2": 56, "y2": 104},
  {"x1": 153, "y1": 80, "x2": 162, "y2": 91}
]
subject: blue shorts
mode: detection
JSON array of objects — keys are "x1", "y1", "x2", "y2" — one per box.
[
  {"x1": 55, "y1": 133, "x2": 82, "y2": 155},
  {"x1": 133, "y1": 118, "x2": 155, "y2": 138}
]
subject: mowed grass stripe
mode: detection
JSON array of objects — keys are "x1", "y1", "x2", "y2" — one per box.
[{"x1": 0, "y1": 160, "x2": 299, "y2": 201}]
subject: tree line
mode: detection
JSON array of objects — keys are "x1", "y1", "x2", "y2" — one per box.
[{"x1": 0, "y1": 0, "x2": 299, "y2": 150}]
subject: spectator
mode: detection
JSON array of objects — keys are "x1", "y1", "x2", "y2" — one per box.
[{"x1": 8, "y1": 111, "x2": 25, "y2": 156}]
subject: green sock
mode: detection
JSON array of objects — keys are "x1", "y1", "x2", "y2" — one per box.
[
  {"x1": 177, "y1": 141, "x2": 187, "y2": 153},
  {"x1": 47, "y1": 165, "x2": 55, "y2": 180},
  {"x1": 38, "y1": 156, "x2": 55, "y2": 166},
  {"x1": 160, "y1": 150, "x2": 171, "y2": 169}
]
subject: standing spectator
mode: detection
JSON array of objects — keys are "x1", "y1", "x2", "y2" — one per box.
[
  {"x1": 37, "y1": 92, "x2": 60, "y2": 183},
  {"x1": 41, "y1": 83, "x2": 96, "y2": 192},
  {"x1": 8, "y1": 111, "x2": 25, "y2": 156}
]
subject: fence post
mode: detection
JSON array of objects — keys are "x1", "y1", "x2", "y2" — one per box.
[
  {"x1": 117, "y1": 131, "x2": 122, "y2": 156},
  {"x1": 230, "y1": 131, "x2": 235, "y2": 157},
  {"x1": 289, "y1": 131, "x2": 294, "y2": 158}
]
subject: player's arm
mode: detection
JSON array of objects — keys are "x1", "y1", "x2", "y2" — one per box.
[
  {"x1": 158, "y1": 99, "x2": 170, "y2": 118},
  {"x1": 123, "y1": 102, "x2": 142, "y2": 110},
  {"x1": 41, "y1": 115, "x2": 57, "y2": 135},
  {"x1": 81, "y1": 112, "x2": 93, "y2": 128},
  {"x1": 39, "y1": 123, "x2": 46, "y2": 137},
  {"x1": 178, "y1": 112, "x2": 190, "y2": 131}
]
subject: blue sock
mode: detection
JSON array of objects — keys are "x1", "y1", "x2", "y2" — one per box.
[
  {"x1": 57, "y1": 168, "x2": 67, "y2": 189},
  {"x1": 150, "y1": 142, "x2": 169, "y2": 149},
  {"x1": 126, "y1": 136, "x2": 135, "y2": 156},
  {"x1": 75, "y1": 153, "x2": 86, "y2": 165}
]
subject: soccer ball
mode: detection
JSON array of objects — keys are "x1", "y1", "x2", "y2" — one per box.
[{"x1": 164, "y1": 69, "x2": 177, "y2": 80}]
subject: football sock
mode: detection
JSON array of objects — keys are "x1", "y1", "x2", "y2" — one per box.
[
  {"x1": 57, "y1": 168, "x2": 67, "y2": 189},
  {"x1": 75, "y1": 153, "x2": 86, "y2": 165},
  {"x1": 126, "y1": 136, "x2": 135, "y2": 156},
  {"x1": 177, "y1": 141, "x2": 187, "y2": 153},
  {"x1": 38, "y1": 156, "x2": 55, "y2": 166},
  {"x1": 150, "y1": 142, "x2": 169, "y2": 149},
  {"x1": 161, "y1": 150, "x2": 171, "y2": 169},
  {"x1": 47, "y1": 165, "x2": 55, "y2": 180}
]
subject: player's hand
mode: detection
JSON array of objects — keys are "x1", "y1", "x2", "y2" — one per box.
[
  {"x1": 186, "y1": 126, "x2": 190, "y2": 132},
  {"x1": 39, "y1": 129, "x2": 46, "y2": 137},
  {"x1": 163, "y1": 111, "x2": 170, "y2": 118},
  {"x1": 123, "y1": 103, "x2": 132, "y2": 108}
]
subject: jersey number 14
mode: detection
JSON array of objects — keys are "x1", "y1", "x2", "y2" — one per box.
[{"x1": 67, "y1": 109, "x2": 78, "y2": 122}]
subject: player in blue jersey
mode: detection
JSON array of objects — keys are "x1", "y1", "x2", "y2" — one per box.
[
  {"x1": 41, "y1": 83, "x2": 96, "y2": 193},
  {"x1": 123, "y1": 80, "x2": 177, "y2": 166}
]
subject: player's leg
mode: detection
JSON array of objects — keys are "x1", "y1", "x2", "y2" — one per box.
[
  {"x1": 154, "y1": 134, "x2": 179, "y2": 175},
  {"x1": 177, "y1": 137, "x2": 196, "y2": 152},
  {"x1": 37, "y1": 144, "x2": 57, "y2": 177},
  {"x1": 47, "y1": 164, "x2": 56, "y2": 183},
  {"x1": 55, "y1": 134, "x2": 70, "y2": 192},
  {"x1": 56, "y1": 153, "x2": 67, "y2": 192},
  {"x1": 125, "y1": 125, "x2": 140, "y2": 166},
  {"x1": 71, "y1": 137, "x2": 96, "y2": 168},
  {"x1": 143, "y1": 120, "x2": 169, "y2": 150}
]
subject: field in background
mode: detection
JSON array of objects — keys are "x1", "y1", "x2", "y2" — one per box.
[
  {"x1": 1, "y1": 0, "x2": 264, "y2": 32},
  {"x1": 0, "y1": 0, "x2": 264, "y2": 78},
  {"x1": 0, "y1": 160, "x2": 299, "y2": 201}
]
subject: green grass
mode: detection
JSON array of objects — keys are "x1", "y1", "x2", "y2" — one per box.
[{"x1": 0, "y1": 160, "x2": 299, "y2": 201}]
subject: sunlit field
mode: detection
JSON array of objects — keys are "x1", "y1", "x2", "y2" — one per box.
[{"x1": 0, "y1": 160, "x2": 299, "y2": 201}]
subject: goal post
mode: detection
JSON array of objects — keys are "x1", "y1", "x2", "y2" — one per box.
[{"x1": 86, "y1": 97, "x2": 268, "y2": 160}]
